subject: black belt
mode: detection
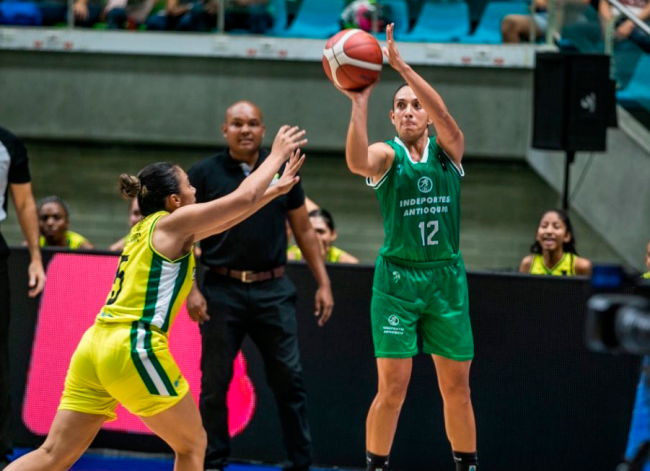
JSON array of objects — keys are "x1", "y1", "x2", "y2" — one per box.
[{"x1": 210, "y1": 266, "x2": 285, "y2": 283}]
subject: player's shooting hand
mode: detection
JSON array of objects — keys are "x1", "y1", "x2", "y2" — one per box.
[
  {"x1": 187, "y1": 284, "x2": 210, "y2": 324},
  {"x1": 383, "y1": 23, "x2": 408, "y2": 73},
  {"x1": 274, "y1": 149, "x2": 305, "y2": 196},
  {"x1": 314, "y1": 283, "x2": 334, "y2": 327},
  {"x1": 27, "y1": 259, "x2": 45, "y2": 298},
  {"x1": 271, "y1": 125, "x2": 308, "y2": 160},
  {"x1": 334, "y1": 79, "x2": 378, "y2": 103}
]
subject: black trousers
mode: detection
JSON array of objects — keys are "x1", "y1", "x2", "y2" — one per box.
[
  {"x1": 0, "y1": 259, "x2": 12, "y2": 461},
  {"x1": 199, "y1": 271, "x2": 312, "y2": 471}
]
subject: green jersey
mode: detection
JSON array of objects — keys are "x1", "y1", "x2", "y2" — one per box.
[{"x1": 368, "y1": 136, "x2": 464, "y2": 263}]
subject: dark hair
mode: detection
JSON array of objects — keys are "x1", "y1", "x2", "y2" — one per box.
[
  {"x1": 118, "y1": 162, "x2": 180, "y2": 217},
  {"x1": 391, "y1": 82, "x2": 410, "y2": 110},
  {"x1": 530, "y1": 209, "x2": 578, "y2": 255},
  {"x1": 308, "y1": 208, "x2": 335, "y2": 232},
  {"x1": 37, "y1": 196, "x2": 70, "y2": 220}
]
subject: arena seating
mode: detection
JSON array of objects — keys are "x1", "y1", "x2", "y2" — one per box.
[
  {"x1": 617, "y1": 54, "x2": 650, "y2": 113},
  {"x1": 402, "y1": 1, "x2": 471, "y2": 43}
]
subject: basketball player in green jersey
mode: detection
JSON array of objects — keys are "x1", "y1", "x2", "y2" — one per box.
[
  {"x1": 336, "y1": 24, "x2": 477, "y2": 471},
  {"x1": 6, "y1": 125, "x2": 307, "y2": 471}
]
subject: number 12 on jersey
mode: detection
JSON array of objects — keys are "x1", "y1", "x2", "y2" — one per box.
[{"x1": 419, "y1": 220, "x2": 439, "y2": 246}]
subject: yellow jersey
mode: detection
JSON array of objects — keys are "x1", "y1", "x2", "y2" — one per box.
[
  {"x1": 643, "y1": 272, "x2": 650, "y2": 279},
  {"x1": 40, "y1": 230, "x2": 88, "y2": 249},
  {"x1": 530, "y1": 253, "x2": 576, "y2": 276},
  {"x1": 97, "y1": 211, "x2": 195, "y2": 334},
  {"x1": 287, "y1": 244, "x2": 345, "y2": 263}
]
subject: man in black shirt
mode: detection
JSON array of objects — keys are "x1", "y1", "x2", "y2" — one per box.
[
  {"x1": 0, "y1": 127, "x2": 45, "y2": 469},
  {"x1": 187, "y1": 101, "x2": 334, "y2": 471}
]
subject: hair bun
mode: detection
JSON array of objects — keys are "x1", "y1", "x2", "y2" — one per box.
[{"x1": 119, "y1": 173, "x2": 141, "y2": 199}]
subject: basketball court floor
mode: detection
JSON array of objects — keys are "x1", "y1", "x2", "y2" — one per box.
[{"x1": 11, "y1": 448, "x2": 329, "y2": 471}]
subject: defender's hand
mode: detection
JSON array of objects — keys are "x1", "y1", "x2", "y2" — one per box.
[
  {"x1": 271, "y1": 125, "x2": 308, "y2": 160},
  {"x1": 274, "y1": 149, "x2": 306, "y2": 196}
]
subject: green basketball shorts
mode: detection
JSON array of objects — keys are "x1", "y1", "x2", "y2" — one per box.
[{"x1": 370, "y1": 255, "x2": 474, "y2": 361}]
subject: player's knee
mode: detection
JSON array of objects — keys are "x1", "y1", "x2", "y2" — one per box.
[
  {"x1": 440, "y1": 381, "x2": 471, "y2": 405},
  {"x1": 39, "y1": 443, "x2": 78, "y2": 471},
  {"x1": 174, "y1": 427, "x2": 207, "y2": 457},
  {"x1": 378, "y1": 383, "x2": 408, "y2": 410}
]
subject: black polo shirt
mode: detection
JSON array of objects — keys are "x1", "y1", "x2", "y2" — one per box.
[
  {"x1": 0, "y1": 127, "x2": 31, "y2": 260},
  {"x1": 188, "y1": 148, "x2": 305, "y2": 271}
]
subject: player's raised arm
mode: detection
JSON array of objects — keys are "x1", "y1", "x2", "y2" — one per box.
[
  {"x1": 161, "y1": 125, "x2": 307, "y2": 241},
  {"x1": 337, "y1": 83, "x2": 394, "y2": 181},
  {"x1": 383, "y1": 23, "x2": 464, "y2": 166}
]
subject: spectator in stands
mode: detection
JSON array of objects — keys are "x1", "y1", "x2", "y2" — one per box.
[
  {"x1": 224, "y1": 0, "x2": 272, "y2": 34},
  {"x1": 146, "y1": 0, "x2": 271, "y2": 33},
  {"x1": 599, "y1": 0, "x2": 650, "y2": 53},
  {"x1": 0, "y1": 126, "x2": 45, "y2": 470},
  {"x1": 341, "y1": 0, "x2": 391, "y2": 33},
  {"x1": 643, "y1": 238, "x2": 650, "y2": 278},
  {"x1": 109, "y1": 198, "x2": 142, "y2": 252},
  {"x1": 519, "y1": 209, "x2": 592, "y2": 276},
  {"x1": 145, "y1": 0, "x2": 213, "y2": 31},
  {"x1": 501, "y1": 0, "x2": 592, "y2": 43},
  {"x1": 38, "y1": 0, "x2": 102, "y2": 27},
  {"x1": 288, "y1": 208, "x2": 359, "y2": 264},
  {"x1": 103, "y1": 0, "x2": 157, "y2": 29},
  {"x1": 36, "y1": 196, "x2": 94, "y2": 250}
]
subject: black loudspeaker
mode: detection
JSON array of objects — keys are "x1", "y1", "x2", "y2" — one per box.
[{"x1": 533, "y1": 52, "x2": 616, "y2": 152}]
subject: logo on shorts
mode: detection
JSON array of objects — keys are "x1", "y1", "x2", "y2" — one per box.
[
  {"x1": 388, "y1": 315, "x2": 400, "y2": 326},
  {"x1": 392, "y1": 271, "x2": 400, "y2": 282},
  {"x1": 417, "y1": 176, "x2": 433, "y2": 193}
]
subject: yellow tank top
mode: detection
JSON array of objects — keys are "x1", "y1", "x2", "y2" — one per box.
[
  {"x1": 530, "y1": 253, "x2": 576, "y2": 276},
  {"x1": 97, "y1": 211, "x2": 195, "y2": 334},
  {"x1": 287, "y1": 244, "x2": 344, "y2": 263},
  {"x1": 40, "y1": 230, "x2": 88, "y2": 249}
]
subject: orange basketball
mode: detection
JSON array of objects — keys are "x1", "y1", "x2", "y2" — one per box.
[{"x1": 322, "y1": 29, "x2": 383, "y2": 91}]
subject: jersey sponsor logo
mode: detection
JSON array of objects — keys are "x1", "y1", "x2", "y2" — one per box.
[
  {"x1": 417, "y1": 176, "x2": 433, "y2": 193},
  {"x1": 383, "y1": 314, "x2": 404, "y2": 335},
  {"x1": 396, "y1": 163, "x2": 404, "y2": 175},
  {"x1": 392, "y1": 270, "x2": 401, "y2": 282}
]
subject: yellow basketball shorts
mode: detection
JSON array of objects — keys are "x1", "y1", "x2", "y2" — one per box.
[{"x1": 59, "y1": 322, "x2": 189, "y2": 420}]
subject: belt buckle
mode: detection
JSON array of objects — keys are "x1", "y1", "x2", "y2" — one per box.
[{"x1": 240, "y1": 270, "x2": 254, "y2": 283}]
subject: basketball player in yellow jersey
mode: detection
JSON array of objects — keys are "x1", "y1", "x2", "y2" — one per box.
[
  {"x1": 519, "y1": 209, "x2": 592, "y2": 276},
  {"x1": 6, "y1": 125, "x2": 307, "y2": 471}
]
